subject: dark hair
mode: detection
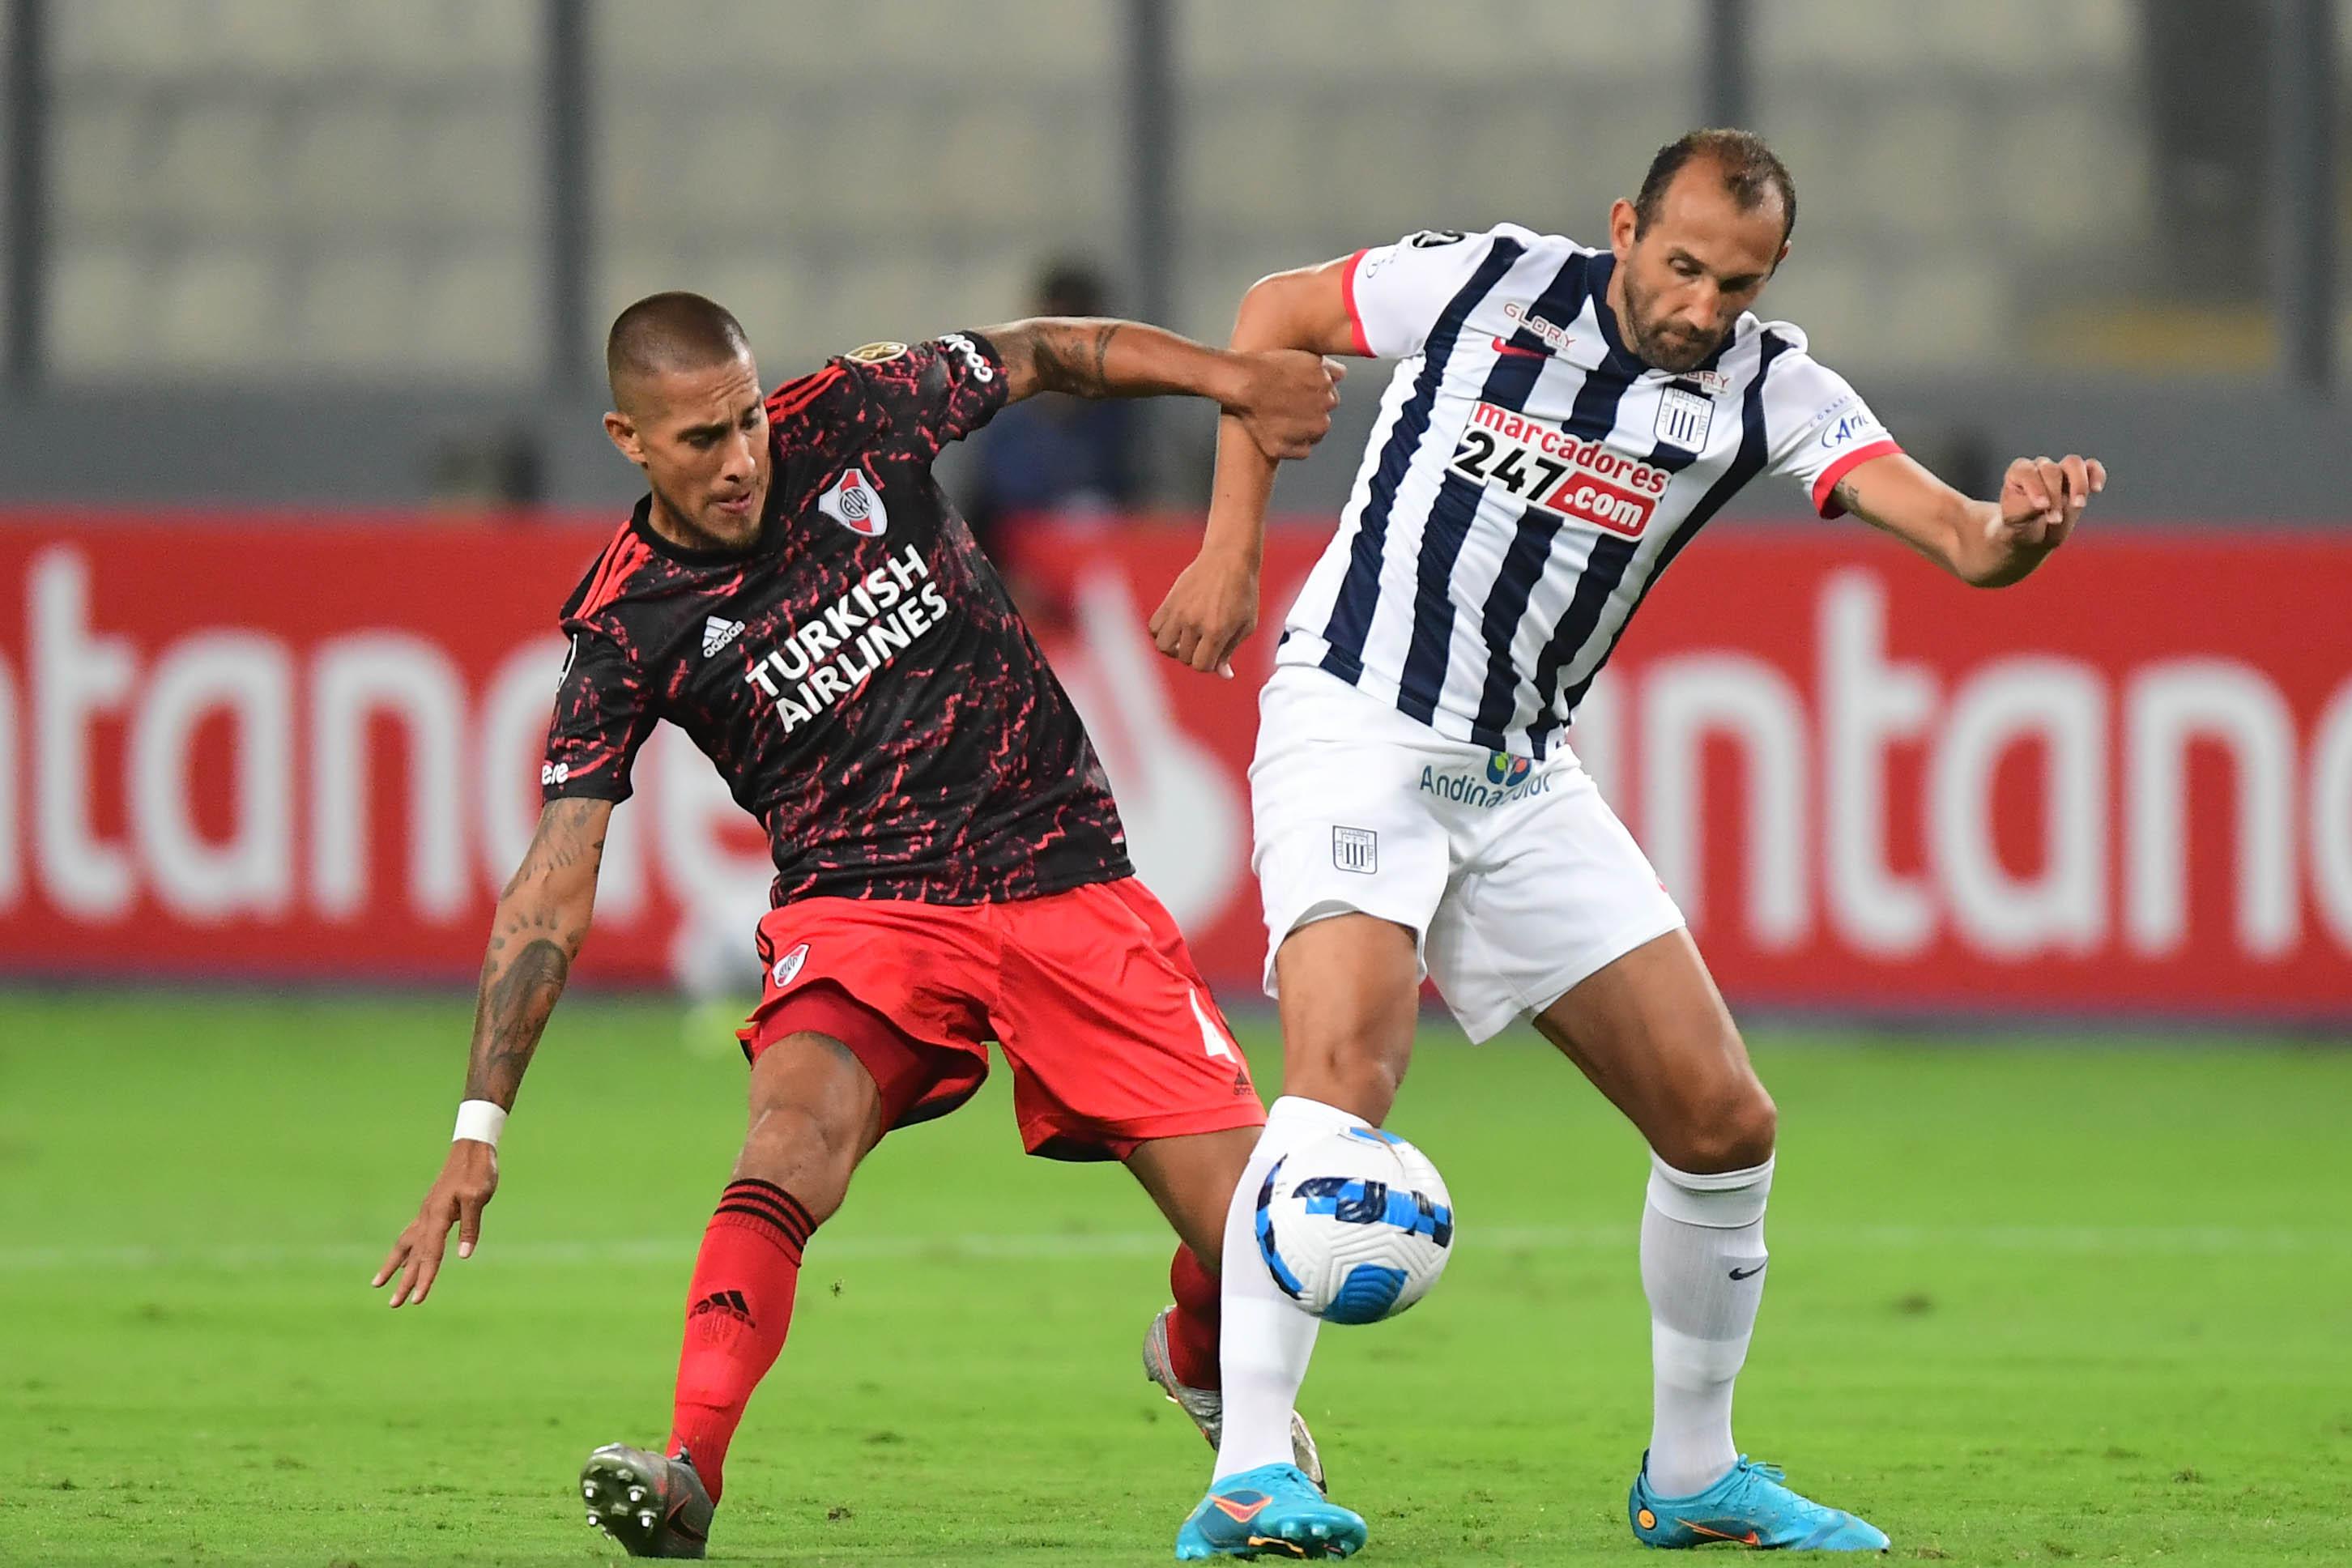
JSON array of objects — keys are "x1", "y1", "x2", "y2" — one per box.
[
  {"x1": 605, "y1": 291, "x2": 752, "y2": 408},
  {"x1": 1634, "y1": 129, "x2": 1796, "y2": 245}
]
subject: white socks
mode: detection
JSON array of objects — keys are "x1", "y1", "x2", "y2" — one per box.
[
  {"x1": 1640, "y1": 1152, "x2": 1774, "y2": 1498},
  {"x1": 1212, "y1": 1101, "x2": 1773, "y2": 1496},
  {"x1": 1212, "y1": 1093, "x2": 1359, "y2": 1480}
]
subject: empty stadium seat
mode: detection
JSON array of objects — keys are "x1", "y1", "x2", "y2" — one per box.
[
  {"x1": 53, "y1": 100, "x2": 152, "y2": 226},
  {"x1": 153, "y1": 246, "x2": 279, "y2": 369},
  {"x1": 48, "y1": 1, "x2": 539, "y2": 378},
  {"x1": 411, "y1": 250, "x2": 537, "y2": 377},
  {"x1": 151, "y1": 103, "x2": 281, "y2": 226},
  {"x1": 32, "y1": 0, "x2": 2190, "y2": 386},
  {"x1": 296, "y1": 248, "x2": 413, "y2": 367},
  {"x1": 51, "y1": 0, "x2": 198, "y2": 74},
  {"x1": 411, "y1": 108, "x2": 536, "y2": 232},
  {"x1": 331, "y1": 0, "x2": 534, "y2": 77},
  {"x1": 46, "y1": 242, "x2": 151, "y2": 373}
]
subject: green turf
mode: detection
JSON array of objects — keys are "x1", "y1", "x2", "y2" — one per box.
[{"x1": 2, "y1": 993, "x2": 2347, "y2": 1566}]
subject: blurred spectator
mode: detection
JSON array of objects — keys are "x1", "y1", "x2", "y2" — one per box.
[
  {"x1": 2140, "y1": 0, "x2": 2265, "y2": 301},
  {"x1": 428, "y1": 426, "x2": 543, "y2": 515},
  {"x1": 963, "y1": 260, "x2": 1140, "y2": 578}
]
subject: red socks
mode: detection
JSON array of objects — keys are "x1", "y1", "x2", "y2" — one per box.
[
  {"x1": 666, "y1": 1178, "x2": 813, "y2": 1501},
  {"x1": 663, "y1": 1189, "x2": 1216, "y2": 1499},
  {"x1": 1166, "y1": 1244, "x2": 1222, "y2": 1390}
]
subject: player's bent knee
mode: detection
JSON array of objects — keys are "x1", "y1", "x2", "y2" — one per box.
[
  {"x1": 1654, "y1": 1080, "x2": 1777, "y2": 1174},
  {"x1": 1282, "y1": 1036, "x2": 1409, "y2": 1124},
  {"x1": 1719, "y1": 1089, "x2": 1779, "y2": 1170},
  {"x1": 737, "y1": 1032, "x2": 880, "y2": 1220},
  {"x1": 737, "y1": 1106, "x2": 859, "y2": 1222}
]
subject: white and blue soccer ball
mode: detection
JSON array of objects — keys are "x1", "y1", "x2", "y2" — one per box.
[{"x1": 1255, "y1": 1124, "x2": 1455, "y2": 1323}]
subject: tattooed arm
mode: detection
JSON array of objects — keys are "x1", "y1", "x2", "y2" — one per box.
[
  {"x1": 980, "y1": 317, "x2": 1341, "y2": 461},
  {"x1": 372, "y1": 797, "x2": 612, "y2": 1307},
  {"x1": 459, "y1": 797, "x2": 609, "y2": 1108}
]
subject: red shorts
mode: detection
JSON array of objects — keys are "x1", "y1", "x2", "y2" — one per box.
[{"x1": 735, "y1": 877, "x2": 1264, "y2": 1162}]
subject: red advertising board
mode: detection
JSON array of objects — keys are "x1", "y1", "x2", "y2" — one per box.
[{"x1": 0, "y1": 513, "x2": 2347, "y2": 1019}]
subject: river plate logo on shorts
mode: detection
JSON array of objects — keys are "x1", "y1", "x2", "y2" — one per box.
[
  {"x1": 769, "y1": 943, "x2": 810, "y2": 989},
  {"x1": 818, "y1": 466, "x2": 888, "y2": 537}
]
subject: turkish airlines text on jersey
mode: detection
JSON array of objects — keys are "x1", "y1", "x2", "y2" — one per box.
[{"x1": 0, "y1": 517, "x2": 2346, "y2": 1016}]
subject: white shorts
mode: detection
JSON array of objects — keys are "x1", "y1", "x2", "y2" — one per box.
[{"x1": 1250, "y1": 666, "x2": 1685, "y2": 1043}]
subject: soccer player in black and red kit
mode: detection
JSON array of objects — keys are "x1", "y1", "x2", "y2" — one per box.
[{"x1": 370, "y1": 293, "x2": 1344, "y2": 1558}]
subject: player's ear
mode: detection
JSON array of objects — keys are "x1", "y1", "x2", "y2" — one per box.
[
  {"x1": 603, "y1": 410, "x2": 644, "y2": 466},
  {"x1": 1608, "y1": 197, "x2": 1638, "y2": 259}
]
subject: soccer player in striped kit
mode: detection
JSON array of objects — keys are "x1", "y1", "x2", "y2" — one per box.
[{"x1": 1148, "y1": 130, "x2": 2106, "y2": 1556}]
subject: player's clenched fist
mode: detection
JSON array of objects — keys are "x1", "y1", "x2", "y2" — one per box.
[
  {"x1": 1994, "y1": 453, "x2": 2104, "y2": 552},
  {"x1": 371, "y1": 1139, "x2": 498, "y2": 1308},
  {"x1": 1225, "y1": 351, "x2": 1344, "y2": 460},
  {"x1": 1154, "y1": 356, "x2": 1342, "y2": 675},
  {"x1": 1150, "y1": 548, "x2": 1260, "y2": 680}
]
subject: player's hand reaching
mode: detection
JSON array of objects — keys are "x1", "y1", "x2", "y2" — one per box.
[
  {"x1": 371, "y1": 1139, "x2": 499, "y2": 1308},
  {"x1": 1225, "y1": 350, "x2": 1344, "y2": 460},
  {"x1": 1150, "y1": 548, "x2": 1259, "y2": 680},
  {"x1": 1993, "y1": 453, "x2": 2103, "y2": 556},
  {"x1": 1155, "y1": 352, "x2": 1340, "y2": 678}
]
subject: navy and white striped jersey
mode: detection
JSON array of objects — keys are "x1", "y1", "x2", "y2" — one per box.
[{"x1": 1279, "y1": 224, "x2": 1902, "y2": 757}]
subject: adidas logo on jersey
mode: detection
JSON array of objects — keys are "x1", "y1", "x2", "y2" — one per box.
[{"x1": 702, "y1": 616, "x2": 745, "y2": 657}]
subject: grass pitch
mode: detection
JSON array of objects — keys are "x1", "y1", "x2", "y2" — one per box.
[{"x1": 2, "y1": 992, "x2": 2347, "y2": 1566}]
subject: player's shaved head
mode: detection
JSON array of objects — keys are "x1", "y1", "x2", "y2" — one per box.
[
  {"x1": 606, "y1": 292, "x2": 753, "y2": 416},
  {"x1": 1634, "y1": 129, "x2": 1796, "y2": 248},
  {"x1": 600, "y1": 291, "x2": 770, "y2": 554}
]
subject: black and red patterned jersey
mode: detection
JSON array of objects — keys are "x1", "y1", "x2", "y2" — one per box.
[{"x1": 539, "y1": 331, "x2": 1132, "y2": 906}]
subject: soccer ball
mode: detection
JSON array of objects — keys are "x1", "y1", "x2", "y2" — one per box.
[{"x1": 1255, "y1": 1124, "x2": 1454, "y2": 1323}]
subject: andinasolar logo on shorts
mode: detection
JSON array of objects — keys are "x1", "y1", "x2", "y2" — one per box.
[
  {"x1": 1420, "y1": 760, "x2": 1551, "y2": 808},
  {"x1": 1485, "y1": 752, "x2": 1532, "y2": 786}
]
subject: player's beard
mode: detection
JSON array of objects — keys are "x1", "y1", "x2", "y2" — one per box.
[
  {"x1": 651, "y1": 477, "x2": 759, "y2": 552},
  {"x1": 1619, "y1": 271, "x2": 1726, "y2": 373}
]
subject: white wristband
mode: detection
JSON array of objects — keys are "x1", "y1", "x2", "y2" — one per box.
[{"x1": 452, "y1": 1099, "x2": 508, "y2": 1148}]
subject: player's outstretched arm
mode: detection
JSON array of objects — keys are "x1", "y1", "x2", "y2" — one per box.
[
  {"x1": 982, "y1": 316, "x2": 1341, "y2": 460},
  {"x1": 1830, "y1": 450, "x2": 2107, "y2": 588},
  {"x1": 370, "y1": 796, "x2": 611, "y2": 1308},
  {"x1": 1149, "y1": 258, "x2": 1360, "y2": 678}
]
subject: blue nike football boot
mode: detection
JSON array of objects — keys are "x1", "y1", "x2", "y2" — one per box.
[
  {"x1": 1629, "y1": 1453, "x2": 1889, "y2": 1551},
  {"x1": 1175, "y1": 1462, "x2": 1366, "y2": 1560}
]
